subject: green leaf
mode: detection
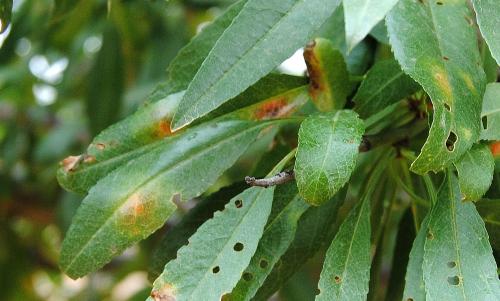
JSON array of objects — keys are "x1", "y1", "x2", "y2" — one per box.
[
  {"x1": 403, "y1": 216, "x2": 430, "y2": 301},
  {"x1": 59, "y1": 119, "x2": 276, "y2": 278},
  {"x1": 476, "y1": 199, "x2": 500, "y2": 251},
  {"x1": 353, "y1": 59, "x2": 420, "y2": 118},
  {"x1": 471, "y1": 0, "x2": 500, "y2": 65},
  {"x1": 227, "y1": 183, "x2": 309, "y2": 300},
  {"x1": 481, "y1": 83, "x2": 500, "y2": 141},
  {"x1": 161, "y1": 0, "x2": 247, "y2": 95},
  {"x1": 316, "y1": 192, "x2": 371, "y2": 301},
  {"x1": 85, "y1": 24, "x2": 124, "y2": 136},
  {"x1": 454, "y1": 143, "x2": 494, "y2": 201},
  {"x1": 57, "y1": 74, "x2": 306, "y2": 194},
  {"x1": 149, "y1": 186, "x2": 274, "y2": 301},
  {"x1": 0, "y1": 0, "x2": 12, "y2": 33},
  {"x1": 422, "y1": 172, "x2": 500, "y2": 300},
  {"x1": 303, "y1": 38, "x2": 349, "y2": 112},
  {"x1": 171, "y1": 0, "x2": 342, "y2": 130},
  {"x1": 343, "y1": 0, "x2": 399, "y2": 51},
  {"x1": 295, "y1": 110, "x2": 365, "y2": 206},
  {"x1": 149, "y1": 184, "x2": 245, "y2": 280},
  {"x1": 369, "y1": 21, "x2": 389, "y2": 45},
  {"x1": 253, "y1": 189, "x2": 347, "y2": 300},
  {"x1": 386, "y1": 0, "x2": 486, "y2": 174}
]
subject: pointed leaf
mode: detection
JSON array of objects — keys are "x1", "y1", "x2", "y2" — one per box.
[
  {"x1": 316, "y1": 194, "x2": 371, "y2": 301},
  {"x1": 422, "y1": 173, "x2": 500, "y2": 300},
  {"x1": 227, "y1": 183, "x2": 309, "y2": 300},
  {"x1": 172, "y1": 0, "x2": 342, "y2": 130},
  {"x1": 481, "y1": 83, "x2": 500, "y2": 141},
  {"x1": 149, "y1": 186, "x2": 274, "y2": 301},
  {"x1": 161, "y1": 0, "x2": 247, "y2": 95},
  {"x1": 353, "y1": 58, "x2": 420, "y2": 118},
  {"x1": 386, "y1": 0, "x2": 486, "y2": 174},
  {"x1": 295, "y1": 110, "x2": 365, "y2": 206},
  {"x1": 303, "y1": 38, "x2": 349, "y2": 112},
  {"x1": 58, "y1": 75, "x2": 306, "y2": 194},
  {"x1": 59, "y1": 119, "x2": 276, "y2": 278},
  {"x1": 403, "y1": 216, "x2": 430, "y2": 301},
  {"x1": 253, "y1": 189, "x2": 347, "y2": 300},
  {"x1": 471, "y1": 0, "x2": 500, "y2": 65},
  {"x1": 343, "y1": 0, "x2": 399, "y2": 51},
  {"x1": 454, "y1": 143, "x2": 494, "y2": 201}
]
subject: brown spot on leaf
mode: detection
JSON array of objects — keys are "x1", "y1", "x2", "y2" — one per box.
[
  {"x1": 83, "y1": 155, "x2": 96, "y2": 164},
  {"x1": 151, "y1": 283, "x2": 176, "y2": 301},
  {"x1": 96, "y1": 143, "x2": 105, "y2": 150},
  {"x1": 490, "y1": 141, "x2": 500, "y2": 157},
  {"x1": 303, "y1": 41, "x2": 324, "y2": 100},
  {"x1": 157, "y1": 119, "x2": 173, "y2": 138},
  {"x1": 61, "y1": 155, "x2": 83, "y2": 172},
  {"x1": 334, "y1": 275, "x2": 342, "y2": 283},
  {"x1": 254, "y1": 98, "x2": 288, "y2": 120}
]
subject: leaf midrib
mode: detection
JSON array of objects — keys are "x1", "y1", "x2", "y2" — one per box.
[{"x1": 63, "y1": 121, "x2": 268, "y2": 274}]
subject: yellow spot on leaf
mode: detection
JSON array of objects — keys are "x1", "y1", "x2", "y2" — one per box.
[
  {"x1": 432, "y1": 65, "x2": 453, "y2": 107},
  {"x1": 459, "y1": 71, "x2": 476, "y2": 94}
]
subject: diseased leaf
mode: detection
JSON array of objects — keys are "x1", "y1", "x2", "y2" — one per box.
[
  {"x1": 85, "y1": 24, "x2": 124, "y2": 136},
  {"x1": 403, "y1": 216, "x2": 430, "y2": 301},
  {"x1": 0, "y1": 0, "x2": 12, "y2": 33},
  {"x1": 481, "y1": 83, "x2": 500, "y2": 141},
  {"x1": 253, "y1": 189, "x2": 347, "y2": 300},
  {"x1": 454, "y1": 143, "x2": 494, "y2": 201},
  {"x1": 171, "y1": 0, "x2": 342, "y2": 130},
  {"x1": 471, "y1": 0, "x2": 500, "y2": 65},
  {"x1": 58, "y1": 74, "x2": 306, "y2": 194},
  {"x1": 353, "y1": 58, "x2": 420, "y2": 118},
  {"x1": 476, "y1": 199, "x2": 500, "y2": 251},
  {"x1": 316, "y1": 191, "x2": 371, "y2": 301},
  {"x1": 149, "y1": 186, "x2": 274, "y2": 301},
  {"x1": 160, "y1": 0, "x2": 247, "y2": 96},
  {"x1": 386, "y1": 0, "x2": 486, "y2": 174},
  {"x1": 422, "y1": 172, "x2": 500, "y2": 300},
  {"x1": 303, "y1": 38, "x2": 349, "y2": 112},
  {"x1": 227, "y1": 183, "x2": 309, "y2": 300},
  {"x1": 59, "y1": 119, "x2": 279, "y2": 279},
  {"x1": 343, "y1": 0, "x2": 399, "y2": 51},
  {"x1": 295, "y1": 110, "x2": 365, "y2": 206},
  {"x1": 149, "y1": 184, "x2": 245, "y2": 280}
]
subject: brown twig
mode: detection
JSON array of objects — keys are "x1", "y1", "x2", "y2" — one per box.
[{"x1": 245, "y1": 170, "x2": 295, "y2": 188}]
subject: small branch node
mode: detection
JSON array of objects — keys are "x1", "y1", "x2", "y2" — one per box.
[{"x1": 245, "y1": 170, "x2": 295, "y2": 188}]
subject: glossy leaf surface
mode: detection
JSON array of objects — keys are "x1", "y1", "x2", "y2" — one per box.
[
  {"x1": 454, "y1": 143, "x2": 494, "y2": 201},
  {"x1": 149, "y1": 186, "x2": 274, "y2": 301},
  {"x1": 471, "y1": 0, "x2": 500, "y2": 65},
  {"x1": 422, "y1": 173, "x2": 500, "y2": 300},
  {"x1": 386, "y1": 0, "x2": 486, "y2": 174},
  {"x1": 343, "y1": 0, "x2": 398, "y2": 51},
  {"x1": 172, "y1": 0, "x2": 342, "y2": 130},
  {"x1": 295, "y1": 110, "x2": 364, "y2": 205},
  {"x1": 60, "y1": 119, "x2": 275, "y2": 278},
  {"x1": 353, "y1": 59, "x2": 420, "y2": 118}
]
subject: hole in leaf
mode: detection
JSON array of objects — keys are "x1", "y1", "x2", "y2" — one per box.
[
  {"x1": 482, "y1": 116, "x2": 488, "y2": 130},
  {"x1": 436, "y1": 1, "x2": 443, "y2": 5},
  {"x1": 334, "y1": 276, "x2": 342, "y2": 284},
  {"x1": 212, "y1": 266, "x2": 220, "y2": 274},
  {"x1": 235, "y1": 200, "x2": 243, "y2": 208},
  {"x1": 443, "y1": 56, "x2": 449, "y2": 61},
  {"x1": 427, "y1": 230, "x2": 434, "y2": 240},
  {"x1": 446, "y1": 132, "x2": 457, "y2": 151},
  {"x1": 448, "y1": 261, "x2": 457, "y2": 268},
  {"x1": 447, "y1": 276, "x2": 460, "y2": 285},
  {"x1": 243, "y1": 272, "x2": 253, "y2": 281},
  {"x1": 233, "y1": 242, "x2": 244, "y2": 252},
  {"x1": 221, "y1": 293, "x2": 231, "y2": 301},
  {"x1": 259, "y1": 259, "x2": 269, "y2": 269},
  {"x1": 444, "y1": 103, "x2": 451, "y2": 111},
  {"x1": 407, "y1": 299, "x2": 414, "y2": 301}
]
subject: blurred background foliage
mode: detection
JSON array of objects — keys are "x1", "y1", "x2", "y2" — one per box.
[{"x1": 0, "y1": 0, "x2": 259, "y2": 300}]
